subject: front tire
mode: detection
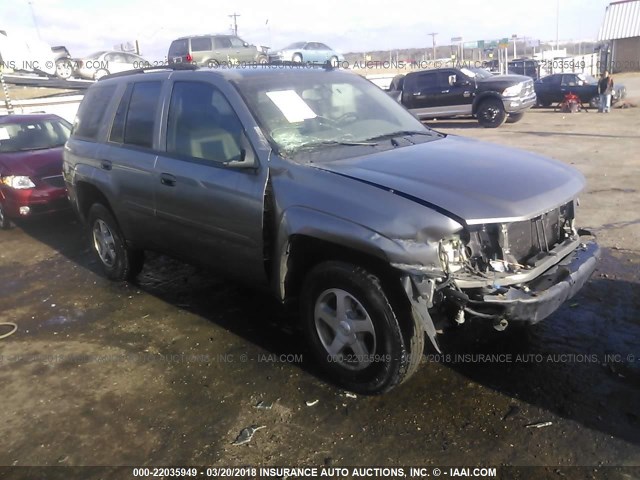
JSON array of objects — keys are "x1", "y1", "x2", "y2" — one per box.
[
  {"x1": 330, "y1": 56, "x2": 339, "y2": 68},
  {"x1": 477, "y1": 98, "x2": 506, "y2": 128},
  {"x1": 292, "y1": 53, "x2": 303, "y2": 63},
  {"x1": 300, "y1": 261, "x2": 424, "y2": 394},
  {"x1": 88, "y1": 203, "x2": 144, "y2": 281},
  {"x1": 506, "y1": 112, "x2": 525, "y2": 123}
]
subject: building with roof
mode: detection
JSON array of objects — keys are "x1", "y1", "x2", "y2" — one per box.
[{"x1": 598, "y1": 0, "x2": 640, "y2": 72}]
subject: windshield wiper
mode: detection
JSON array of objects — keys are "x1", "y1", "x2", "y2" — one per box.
[
  {"x1": 295, "y1": 139, "x2": 378, "y2": 151},
  {"x1": 364, "y1": 130, "x2": 436, "y2": 142}
]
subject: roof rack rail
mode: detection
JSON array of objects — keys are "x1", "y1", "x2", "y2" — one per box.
[{"x1": 98, "y1": 63, "x2": 199, "y2": 81}]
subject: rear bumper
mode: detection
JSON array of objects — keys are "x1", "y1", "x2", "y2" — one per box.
[{"x1": 472, "y1": 238, "x2": 600, "y2": 324}]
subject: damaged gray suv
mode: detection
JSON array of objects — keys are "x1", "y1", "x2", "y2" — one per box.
[{"x1": 63, "y1": 64, "x2": 600, "y2": 394}]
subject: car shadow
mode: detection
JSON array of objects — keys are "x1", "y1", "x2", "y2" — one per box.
[{"x1": 12, "y1": 214, "x2": 640, "y2": 446}]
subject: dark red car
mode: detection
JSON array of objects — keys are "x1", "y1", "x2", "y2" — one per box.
[{"x1": 0, "y1": 114, "x2": 72, "y2": 229}]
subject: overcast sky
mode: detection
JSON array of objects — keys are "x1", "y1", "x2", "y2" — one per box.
[{"x1": 2, "y1": 0, "x2": 611, "y2": 60}]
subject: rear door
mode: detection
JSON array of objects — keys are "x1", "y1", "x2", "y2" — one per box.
[
  {"x1": 190, "y1": 37, "x2": 213, "y2": 65},
  {"x1": 537, "y1": 74, "x2": 562, "y2": 103},
  {"x1": 153, "y1": 76, "x2": 268, "y2": 281},
  {"x1": 99, "y1": 80, "x2": 163, "y2": 247}
]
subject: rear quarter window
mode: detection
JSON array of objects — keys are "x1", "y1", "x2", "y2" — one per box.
[{"x1": 72, "y1": 84, "x2": 117, "y2": 141}]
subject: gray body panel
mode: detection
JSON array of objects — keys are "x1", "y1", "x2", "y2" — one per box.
[{"x1": 63, "y1": 67, "x2": 596, "y2": 341}]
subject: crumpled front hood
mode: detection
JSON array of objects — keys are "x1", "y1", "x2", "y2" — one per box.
[{"x1": 318, "y1": 136, "x2": 585, "y2": 225}]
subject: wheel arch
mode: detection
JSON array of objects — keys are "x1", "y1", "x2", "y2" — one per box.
[
  {"x1": 74, "y1": 180, "x2": 114, "y2": 224},
  {"x1": 472, "y1": 92, "x2": 503, "y2": 115}
]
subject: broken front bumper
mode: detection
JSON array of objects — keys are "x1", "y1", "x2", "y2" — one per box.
[{"x1": 477, "y1": 240, "x2": 601, "y2": 324}]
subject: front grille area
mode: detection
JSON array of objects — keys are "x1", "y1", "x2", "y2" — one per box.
[
  {"x1": 505, "y1": 208, "x2": 562, "y2": 263},
  {"x1": 41, "y1": 175, "x2": 65, "y2": 188},
  {"x1": 466, "y1": 201, "x2": 574, "y2": 271}
]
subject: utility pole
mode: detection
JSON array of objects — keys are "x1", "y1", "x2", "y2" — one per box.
[
  {"x1": 229, "y1": 12, "x2": 241, "y2": 36},
  {"x1": 556, "y1": 0, "x2": 559, "y2": 51},
  {"x1": 0, "y1": 69, "x2": 15, "y2": 114},
  {"x1": 28, "y1": 1, "x2": 42, "y2": 40},
  {"x1": 428, "y1": 32, "x2": 438, "y2": 60}
]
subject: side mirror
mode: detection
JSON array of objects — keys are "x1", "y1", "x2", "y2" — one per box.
[
  {"x1": 243, "y1": 42, "x2": 249, "y2": 48},
  {"x1": 225, "y1": 133, "x2": 258, "y2": 169}
]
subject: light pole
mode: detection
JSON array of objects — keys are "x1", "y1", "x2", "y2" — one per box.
[
  {"x1": 556, "y1": 0, "x2": 559, "y2": 51},
  {"x1": 428, "y1": 32, "x2": 438, "y2": 60}
]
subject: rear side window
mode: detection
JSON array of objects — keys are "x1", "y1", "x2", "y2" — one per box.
[
  {"x1": 123, "y1": 82, "x2": 162, "y2": 148},
  {"x1": 73, "y1": 85, "x2": 117, "y2": 140},
  {"x1": 168, "y1": 39, "x2": 188, "y2": 57},
  {"x1": 191, "y1": 37, "x2": 212, "y2": 52}
]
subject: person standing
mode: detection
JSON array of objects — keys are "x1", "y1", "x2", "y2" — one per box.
[{"x1": 598, "y1": 70, "x2": 614, "y2": 113}]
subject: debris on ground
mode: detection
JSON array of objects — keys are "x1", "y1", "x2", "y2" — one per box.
[
  {"x1": 231, "y1": 425, "x2": 265, "y2": 446},
  {"x1": 344, "y1": 392, "x2": 357, "y2": 399},
  {"x1": 254, "y1": 400, "x2": 273, "y2": 410},
  {"x1": 615, "y1": 101, "x2": 637, "y2": 109},
  {"x1": 305, "y1": 399, "x2": 319, "y2": 407},
  {"x1": 502, "y1": 405, "x2": 521, "y2": 421},
  {"x1": 525, "y1": 421, "x2": 553, "y2": 429}
]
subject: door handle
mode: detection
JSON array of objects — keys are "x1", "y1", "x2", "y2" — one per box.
[
  {"x1": 160, "y1": 173, "x2": 176, "y2": 187},
  {"x1": 100, "y1": 160, "x2": 112, "y2": 171},
  {"x1": 441, "y1": 90, "x2": 449, "y2": 93},
  {"x1": 411, "y1": 91, "x2": 422, "y2": 96}
]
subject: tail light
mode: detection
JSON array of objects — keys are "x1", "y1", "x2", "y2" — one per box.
[{"x1": 186, "y1": 54, "x2": 193, "y2": 62}]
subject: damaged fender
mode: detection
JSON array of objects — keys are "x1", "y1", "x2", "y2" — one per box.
[{"x1": 401, "y1": 274, "x2": 441, "y2": 353}]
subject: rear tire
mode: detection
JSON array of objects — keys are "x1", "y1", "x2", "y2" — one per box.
[
  {"x1": 55, "y1": 58, "x2": 73, "y2": 79},
  {"x1": 88, "y1": 203, "x2": 144, "y2": 281},
  {"x1": 506, "y1": 112, "x2": 525, "y2": 123},
  {"x1": 94, "y1": 68, "x2": 109, "y2": 80},
  {"x1": 477, "y1": 98, "x2": 506, "y2": 128},
  {"x1": 0, "y1": 203, "x2": 12, "y2": 230},
  {"x1": 300, "y1": 261, "x2": 424, "y2": 394}
]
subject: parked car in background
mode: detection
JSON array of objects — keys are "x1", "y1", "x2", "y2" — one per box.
[
  {"x1": 387, "y1": 67, "x2": 536, "y2": 127},
  {"x1": 0, "y1": 114, "x2": 71, "y2": 228},
  {"x1": 534, "y1": 72, "x2": 626, "y2": 108},
  {"x1": 271, "y1": 42, "x2": 344, "y2": 66},
  {"x1": 63, "y1": 65, "x2": 598, "y2": 393},
  {"x1": 74, "y1": 51, "x2": 148, "y2": 80},
  {"x1": 51, "y1": 45, "x2": 74, "y2": 80},
  {"x1": 508, "y1": 58, "x2": 540, "y2": 80},
  {"x1": 167, "y1": 35, "x2": 268, "y2": 67}
]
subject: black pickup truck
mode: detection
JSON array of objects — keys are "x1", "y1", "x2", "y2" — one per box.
[{"x1": 387, "y1": 67, "x2": 537, "y2": 127}]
